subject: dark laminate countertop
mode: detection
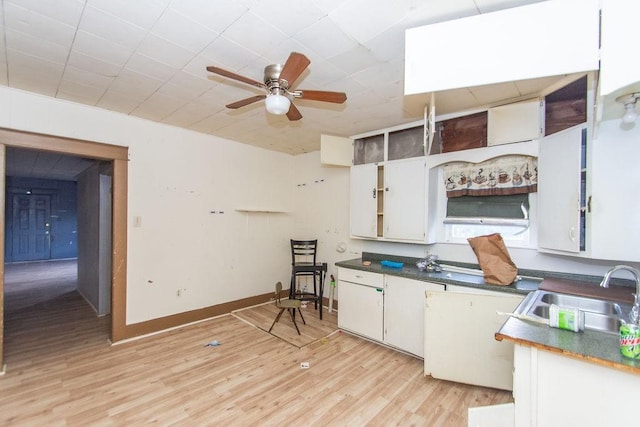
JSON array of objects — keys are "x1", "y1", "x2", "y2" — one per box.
[
  {"x1": 336, "y1": 252, "x2": 640, "y2": 375},
  {"x1": 335, "y1": 254, "x2": 540, "y2": 295},
  {"x1": 496, "y1": 316, "x2": 640, "y2": 375}
]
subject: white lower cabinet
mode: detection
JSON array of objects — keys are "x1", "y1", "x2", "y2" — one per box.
[
  {"x1": 513, "y1": 344, "x2": 640, "y2": 427},
  {"x1": 424, "y1": 285, "x2": 523, "y2": 390},
  {"x1": 384, "y1": 275, "x2": 444, "y2": 357},
  {"x1": 337, "y1": 268, "x2": 441, "y2": 357},
  {"x1": 337, "y1": 268, "x2": 384, "y2": 342}
]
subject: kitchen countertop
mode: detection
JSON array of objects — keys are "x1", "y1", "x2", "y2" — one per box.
[
  {"x1": 335, "y1": 254, "x2": 540, "y2": 295},
  {"x1": 496, "y1": 316, "x2": 640, "y2": 375},
  {"x1": 336, "y1": 252, "x2": 640, "y2": 375}
]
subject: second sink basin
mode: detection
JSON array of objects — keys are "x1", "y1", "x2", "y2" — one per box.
[
  {"x1": 517, "y1": 290, "x2": 632, "y2": 334},
  {"x1": 539, "y1": 292, "x2": 623, "y2": 316}
]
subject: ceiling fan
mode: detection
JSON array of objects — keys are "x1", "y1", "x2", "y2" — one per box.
[{"x1": 206, "y1": 52, "x2": 347, "y2": 121}]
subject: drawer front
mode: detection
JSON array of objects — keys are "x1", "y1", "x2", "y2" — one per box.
[{"x1": 338, "y1": 267, "x2": 384, "y2": 287}]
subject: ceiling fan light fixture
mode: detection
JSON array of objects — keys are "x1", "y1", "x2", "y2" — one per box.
[{"x1": 265, "y1": 93, "x2": 291, "y2": 115}]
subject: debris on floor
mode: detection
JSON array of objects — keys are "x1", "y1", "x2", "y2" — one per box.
[
  {"x1": 300, "y1": 361, "x2": 310, "y2": 369},
  {"x1": 204, "y1": 340, "x2": 221, "y2": 347}
]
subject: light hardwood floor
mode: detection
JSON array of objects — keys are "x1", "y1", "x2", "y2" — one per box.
[{"x1": 1, "y1": 260, "x2": 512, "y2": 426}]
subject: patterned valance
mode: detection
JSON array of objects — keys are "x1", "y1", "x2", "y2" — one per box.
[{"x1": 444, "y1": 155, "x2": 537, "y2": 198}]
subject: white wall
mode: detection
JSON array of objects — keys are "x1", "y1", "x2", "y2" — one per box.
[
  {"x1": 0, "y1": 86, "x2": 295, "y2": 324},
  {"x1": 291, "y1": 152, "x2": 361, "y2": 296}
]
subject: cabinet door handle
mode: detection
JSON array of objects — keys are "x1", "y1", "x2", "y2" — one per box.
[
  {"x1": 587, "y1": 196, "x2": 592, "y2": 213},
  {"x1": 372, "y1": 188, "x2": 376, "y2": 199},
  {"x1": 569, "y1": 227, "x2": 576, "y2": 242}
]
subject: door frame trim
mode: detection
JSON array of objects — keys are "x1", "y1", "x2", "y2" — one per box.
[{"x1": 0, "y1": 128, "x2": 129, "y2": 358}]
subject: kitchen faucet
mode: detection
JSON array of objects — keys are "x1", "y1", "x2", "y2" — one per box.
[{"x1": 599, "y1": 265, "x2": 640, "y2": 325}]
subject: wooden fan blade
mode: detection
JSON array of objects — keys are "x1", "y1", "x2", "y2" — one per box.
[
  {"x1": 206, "y1": 66, "x2": 265, "y2": 88},
  {"x1": 286, "y1": 103, "x2": 303, "y2": 121},
  {"x1": 226, "y1": 95, "x2": 266, "y2": 109},
  {"x1": 297, "y1": 90, "x2": 347, "y2": 104},
  {"x1": 279, "y1": 52, "x2": 310, "y2": 87}
]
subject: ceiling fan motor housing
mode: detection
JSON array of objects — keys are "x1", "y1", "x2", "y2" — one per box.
[{"x1": 264, "y1": 64, "x2": 288, "y2": 94}]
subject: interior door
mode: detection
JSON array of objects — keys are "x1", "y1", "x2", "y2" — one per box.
[{"x1": 12, "y1": 194, "x2": 51, "y2": 262}]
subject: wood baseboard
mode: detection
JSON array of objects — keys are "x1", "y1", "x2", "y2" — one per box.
[
  {"x1": 117, "y1": 292, "x2": 273, "y2": 342},
  {"x1": 117, "y1": 291, "x2": 339, "y2": 342}
]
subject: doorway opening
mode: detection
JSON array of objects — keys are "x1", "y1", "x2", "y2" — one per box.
[{"x1": 0, "y1": 128, "x2": 129, "y2": 370}]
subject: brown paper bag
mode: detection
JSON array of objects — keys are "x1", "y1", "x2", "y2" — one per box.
[{"x1": 467, "y1": 233, "x2": 517, "y2": 285}]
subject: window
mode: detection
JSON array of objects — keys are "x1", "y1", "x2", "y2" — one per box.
[{"x1": 443, "y1": 193, "x2": 535, "y2": 246}]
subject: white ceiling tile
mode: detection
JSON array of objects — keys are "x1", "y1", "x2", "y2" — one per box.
[
  {"x1": 329, "y1": 0, "x2": 408, "y2": 44},
  {"x1": 309, "y1": 0, "x2": 344, "y2": 15},
  {"x1": 474, "y1": 0, "x2": 545, "y2": 14},
  {"x1": 293, "y1": 58, "x2": 347, "y2": 88},
  {"x1": 469, "y1": 81, "x2": 521, "y2": 105},
  {"x1": 169, "y1": 0, "x2": 250, "y2": 33},
  {"x1": 328, "y1": 45, "x2": 379, "y2": 76},
  {"x1": 434, "y1": 87, "x2": 483, "y2": 115},
  {"x1": 57, "y1": 79, "x2": 106, "y2": 105},
  {"x1": 6, "y1": 0, "x2": 85, "y2": 27},
  {"x1": 399, "y1": 0, "x2": 479, "y2": 28},
  {"x1": 514, "y1": 76, "x2": 563, "y2": 97},
  {"x1": 80, "y1": 6, "x2": 148, "y2": 50},
  {"x1": 137, "y1": 34, "x2": 197, "y2": 69},
  {"x1": 67, "y1": 50, "x2": 123, "y2": 77},
  {"x1": 221, "y1": 12, "x2": 289, "y2": 59},
  {"x1": 63, "y1": 65, "x2": 114, "y2": 89},
  {"x1": 162, "y1": 101, "x2": 216, "y2": 128},
  {"x1": 72, "y1": 30, "x2": 134, "y2": 68},
  {"x1": 199, "y1": 35, "x2": 263, "y2": 73},
  {"x1": 250, "y1": 0, "x2": 325, "y2": 36},
  {"x1": 363, "y1": 24, "x2": 406, "y2": 62},
  {"x1": 88, "y1": 0, "x2": 169, "y2": 30},
  {"x1": 0, "y1": 61, "x2": 8, "y2": 86},
  {"x1": 166, "y1": 71, "x2": 211, "y2": 97},
  {"x1": 97, "y1": 89, "x2": 143, "y2": 114},
  {"x1": 151, "y1": 8, "x2": 218, "y2": 53},
  {"x1": 295, "y1": 17, "x2": 358, "y2": 59},
  {"x1": 6, "y1": 50, "x2": 63, "y2": 96},
  {"x1": 188, "y1": 111, "x2": 238, "y2": 134},
  {"x1": 351, "y1": 59, "x2": 404, "y2": 90},
  {"x1": 109, "y1": 69, "x2": 164, "y2": 102},
  {"x1": 5, "y1": 28, "x2": 70, "y2": 65},
  {"x1": 4, "y1": 2, "x2": 77, "y2": 47},
  {"x1": 131, "y1": 93, "x2": 182, "y2": 121},
  {"x1": 125, "y1": 53, "x2": 178, "y2": 82}
]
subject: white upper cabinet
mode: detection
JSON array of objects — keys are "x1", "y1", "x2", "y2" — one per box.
[
  {"x1": 405, "y1": 0, "x2": 600, "y2": 95},
  {"x1": 599, "y1": 0, "x2": 640, "y2": 96},
  {"x1": 349, "y1": 121, "x2": 427, "y2": 243},
  {"x1": 538, "y1": 125, "x2": 585, "y2": 254},
  {"x1": 350, "y1": 163, "x2": 378, "y2": 239},
  {"x1": 320, "y1": 134, "x2": 352, "y2": 166},
  {"x1": 487, "y1": 99, "x2": 541, "y2": 146},
  {"x1": 383, "y1": 158, "x2": 426, "y2": 241}
]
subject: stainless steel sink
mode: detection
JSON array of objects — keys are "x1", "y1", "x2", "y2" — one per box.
[
  {"x1": 539, "y1": 292, "x2": 623, "y2": 316},
  {"x1": 516, "y1": 290, "x2": 632, "y2": 334}
]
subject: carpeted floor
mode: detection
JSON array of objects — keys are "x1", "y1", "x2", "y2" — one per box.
[{"x1": 231, "y1": 301, "x2": 339, "y2": 348}]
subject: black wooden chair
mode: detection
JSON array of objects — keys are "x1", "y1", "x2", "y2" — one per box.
[{"x1": 289, "y1": 239, "x2": 326, "y2": 319}]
